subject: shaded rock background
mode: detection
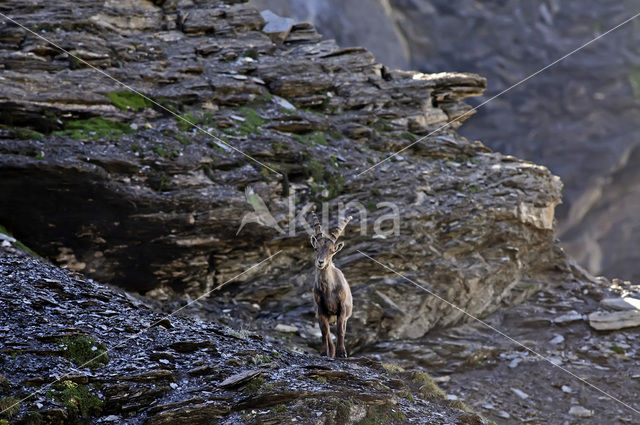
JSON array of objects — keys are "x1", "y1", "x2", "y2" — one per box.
[
  {"x1": 0, "y1": 0, "x2": 571, "y2": 349},
  {"x1": 250, "y1": 0, "x2": 640, "y2": 284}
]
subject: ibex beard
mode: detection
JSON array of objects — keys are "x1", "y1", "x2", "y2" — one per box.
[{"x1": 309, "y1": 212, "x2": 353, "y2": 358}]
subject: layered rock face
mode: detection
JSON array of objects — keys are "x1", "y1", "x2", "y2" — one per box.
[
  {"x1": 0, "y1": 0, "x2": 569, "y2": 348},
  {"x1": 0, "y1": 245, "x2": 489, "y2": 424},
  {"x1": 253, "y1": 0, "x2": 640, "y2": 282}
]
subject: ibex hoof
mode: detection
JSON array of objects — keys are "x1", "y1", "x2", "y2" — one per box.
[{"x1": 336, "y1": 350, "x2": 348, "y2": 358}]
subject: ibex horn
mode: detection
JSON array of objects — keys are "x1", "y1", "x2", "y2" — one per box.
[
  {"x1": 311, "y1": 211, "x2": 324, "y2": 237},
  {"x1": 330, "y1": 216, "x2": 352, "y2": 241}
]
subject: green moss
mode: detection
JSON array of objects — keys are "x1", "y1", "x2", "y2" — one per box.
[
  {"x1": 381, "y1": 363, "x2": 405, "y2": 374},
  {"x1": 105, "y1": 90, "x2": 153, "y2": 111},
  {"x1": 223, "y1": 127, "x2": 239, "y2": 136},
  {"x1": 294, "y1": 131, "x2": 327, "y2": 146},
  {"x1": 243, "y1": 376, "x2": 265, "y2": 395},
  {"x1": 610, "y1": 345, "x2": 625, "y2": 355},
  {"x1": 175, "y1": 111, "x2": 223, "y2": 133},
  {"x1": 0, "y1": 419, "x2": 8, "y2": 425},
  {"x1": 0, "y1": 224, "x2": 40, "y2": 258},
  {"x1": 334, "y1": 400, "x2": 352, "y2": 424},
  {"x1": 48, "y1": 380, "x2": 103, "y2": 419},
  {"x1": 237, "y1": 107, "x2": 267, "y2": 135},
  {"x1": 59, "y1": 335, "x2": 109, "y2": 369},
  {"x1": 303, "y1": 157, "x2": 345, "y2": 199},
  {"x1": 447, "y1": 399, "x2": 474, "y2": 414},
  {"x1": 243, "y1": 49, "x2": 259, "y2": 60},
  {"x1": 404, "y1": 392, "x2": 415, "y2": 403},
  {"x1": 326, "y1": 173, "x2": 345, "y2": 199},
  {"x1": 0, "y1": 397, "x2": 20, "y2": 418},
  {"x1": 251, "y1": 354, "x2": 272, "y2": 365},
  {"x1": 131, "y1": 143, "x2": 143, "y2": 156},
  {"x1": 370, "y1": 118, "x2": 394, "y2": 132},
  {"x1": 412, "y1": 371, "x2": 445, "y2": 399},
  {"x1": 355, "y1": 405, "x2": 407, "y2": 425},
  {"x1": 630, "y1": 66, "x2": 640, "y2": 98},
  {"x1": 328, "y1": 129, "x2": 342, "y2": 139},
  {"x1": 315, "y1": 376, "x2": 327, "y2": 384},
  {"x1": 159, "y1": 173, "x2": 171, "y2": 191},
  {"x1": 271, "y1": 404, "x2": 286, "y2": 414},
  {"x1": 14, "y1": 127, "x2": 45, "y2": 141},
  {"x1": 306, "y1": 159, "x2": 325, "y2": 183},
  {"x1": 400, "y1": 132, "x2": 418, "y2": 142},
  {"x1": 154, "y1": 144, "x2": 180, "y2": 159},
  {"x1": 53, "y1": 118, "x2": 134, "y2": 140},
  {"x1": 272, "y1": 141, "x2": 287, "y2": 153},
  {"x1": 174, "y1": 132, "x2": 191, "y2": 146}
]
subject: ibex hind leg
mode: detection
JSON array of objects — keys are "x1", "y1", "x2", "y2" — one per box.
[
  {"x1": 318, "y1": 315, "x2": 333, "y2": 357},
  {"x1": 336, "y1": 315, "x2": 348, "y2": 358}
]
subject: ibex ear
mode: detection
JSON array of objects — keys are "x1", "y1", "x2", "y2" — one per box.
[
  {"x1": 310, "y1": 235, "x2": 317, "y2": 248},
  {"x1": 334, "y1": 241, "x2": 344, "y2": 253}
]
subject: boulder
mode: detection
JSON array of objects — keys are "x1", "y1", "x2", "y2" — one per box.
[
  {"x1": 588, "y1": 310, "x2": 640, "y2": 331},
  {"x1": 260, "y1": 9, "x2": 294, "y2": 43}
]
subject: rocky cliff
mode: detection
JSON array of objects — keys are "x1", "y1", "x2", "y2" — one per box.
[
  {"x1": 251, "y1": 0, "x2": 640, "y2": 284},
  {"x1": 0, "y1": 0, "x2": 608, "y2": 423},
  {"x1": 0, "y1": 0, "x2": 570, "y2": 351},
  {"x1": 0, "y1": 245, "x2": 489, "y2": 424}
]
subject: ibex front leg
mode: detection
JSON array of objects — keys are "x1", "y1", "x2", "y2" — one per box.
[
  {"x1": 318, "y1": 313, "x2": 334, "y2": 357},
  {"x1": 336, "y1": 314, "x2": 348, "y2": 358}
]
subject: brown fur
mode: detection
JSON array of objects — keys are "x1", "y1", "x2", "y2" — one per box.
[{"x1": 310, "y1": 214, "x2": 353, "y2": 358}]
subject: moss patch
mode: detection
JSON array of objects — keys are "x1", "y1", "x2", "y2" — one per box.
[
  {"x1": 59, "y1": 335, "x2": 109, "y2": 369},
  {"x1": 448, "y1": 399, "x2": 475, "y2": 414},
  {"x1": 237, "y1": 107, "x2": 267, "y2": 135},
  {"x1": 48, "y1": 380, "x2": 103, "y2": 419},
  {"x1": 175, "y1": 111, "x2": 215, "y2": 132},
  {"x1": 412, "y1": 371, "x2": 445, "y2": 399},
  {"x1": 243, "y1": 376, "x2": 265, "y2": 395},
  {"x1": 0, "y1": 397, "x2": 20, "y2": 418},
  {"x1": 53, "y1": 118, "x2": 134, "y2": 140},
  {"x1": 0, "y1": 225, "x2": 40, "y2": 257},
  {"x1": 610, "y1": 345, "x2": 625, "y2": 355},
  {"x1": 381, "y1": 363, "x2": 405, "y2": 374},
  {"x1": 5, "y1": 126, "x2": 45, "y2": 141},
  {"x1": 250, "y1": 354, "x2": 272, "y2": 365},
  {"x1": 630, "y1": 66, "x2": 640, "y2": 98},
  {"x1": 355, "y1": 404, "x2": 407, "y2": 425},
  {"x1": 271, "y1": 404, "x2": 286, "y2": 414},
  {"x1": 153, "y1": 144, "x2": 180, "y2": 160},
  {"x1": 105, "y1": 90, "x2": 153, "y2": 111},
  {"x1": 400, "y1": 131, "x2": 418, "y2": 142},
  {"x1": 294, "y1": 131, "x2": 327, "y2": 146}
]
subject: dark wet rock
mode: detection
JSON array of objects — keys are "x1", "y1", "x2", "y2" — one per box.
[{"x1": 0, "y1": 246, "x2": 484, "y2": 424}]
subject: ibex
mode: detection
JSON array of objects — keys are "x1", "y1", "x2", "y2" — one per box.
[{"x1": 309, "y1": 213, "x2": 353, "y2": 358}]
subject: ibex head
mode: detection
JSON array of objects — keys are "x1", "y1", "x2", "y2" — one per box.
[{"x1": 309, "y1": 213, "x2": 352, "y2": 270}]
